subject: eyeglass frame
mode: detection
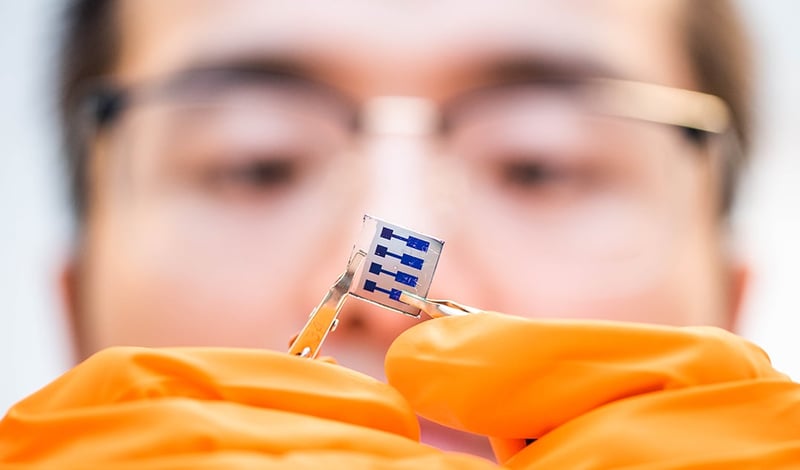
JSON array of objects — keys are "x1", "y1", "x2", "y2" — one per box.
[{"x1": 76, "y1": 66, "x2": 742, "y2": 213}]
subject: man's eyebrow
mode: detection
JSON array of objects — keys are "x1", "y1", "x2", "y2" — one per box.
[
  {"x1": 180, "y1": 56, "x2": 318, "y2": 82},
  {"x1": 167, "y1": 55, "x2": 357, "y2": 104},
  {"x1": 472, "y1": 54, "x2": 624, "y2": 86}
]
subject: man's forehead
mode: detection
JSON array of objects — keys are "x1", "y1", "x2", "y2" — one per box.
[{"x1": 115, "y1": 0, "x2": 689, "y2": 94}]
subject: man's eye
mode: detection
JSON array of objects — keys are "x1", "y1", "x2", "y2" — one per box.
[
  {"x1": 207, "y1": 159, "x2": 297, "y2": 194},
  {"x1": 499, "y1": 161, "x2": 569, "y2": 188}
]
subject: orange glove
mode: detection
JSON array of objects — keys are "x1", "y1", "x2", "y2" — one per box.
[
  {"x1": 0, "y1": 347, "x2": 496, "y2": 469},
  {"x1": 385, "y1": 313, "x2": 800, "y2": 468}
]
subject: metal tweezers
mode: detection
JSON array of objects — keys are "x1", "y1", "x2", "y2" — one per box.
[{"x1": 287, "y1": 252, "x2": 480, "y2": 358}]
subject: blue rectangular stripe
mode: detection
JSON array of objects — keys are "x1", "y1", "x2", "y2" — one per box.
[
  {"x1": 394, "y1": 271, "x2": 418, "y2": 287},
  {"x1": 400, "y1": 254, "x2": 424, "y2": 270},
  {"x1": 406, "y1": 236, "x2": 430, "y2": 252}
]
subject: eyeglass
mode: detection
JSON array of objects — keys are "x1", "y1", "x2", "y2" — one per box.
[{"x1": 80, "y1": 66, "x2": 738, "y2": 264}]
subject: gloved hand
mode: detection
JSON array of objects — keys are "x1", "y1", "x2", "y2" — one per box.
[
  {"x1": 385, "y1": 312, "x2": 800, "y2": 468},
  {"x1": 0, "y1": 347, "x2": 496, "y2": 469}
]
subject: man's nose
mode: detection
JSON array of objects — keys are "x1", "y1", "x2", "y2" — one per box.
[
  {"x1": 326, "y1": 97, "x2": 444, "y2": 350},
  {"x1": 358, "y1": 97, "x2": 442, "y2": 234}
]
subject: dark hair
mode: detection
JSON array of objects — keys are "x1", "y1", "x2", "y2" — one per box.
[
  {"x1": 59, "y1": 0, "x2": 119, "y2": 222},
  {"x1": 683, "y1": 0, "x2": 754, "y2": 213},
  {"x1": 58, "y1": 0, "x2": 754, "y2": 223}
]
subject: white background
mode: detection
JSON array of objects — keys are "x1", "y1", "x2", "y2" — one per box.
[{"x1": 1, "y1": 1, "x2": 799, "y2": 412}]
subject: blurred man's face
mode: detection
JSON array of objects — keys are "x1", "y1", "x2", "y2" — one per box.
[{"x1": 75, "y1": 0, "x2": 735, "y2": 454}]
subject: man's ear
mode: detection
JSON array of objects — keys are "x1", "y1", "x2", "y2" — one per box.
[
  {"x1": 59, "y1": 255, "x2": 83, "y2": 359},
  {"x1": 726, "y1": 257, "x2": 750, "y2": 333}
]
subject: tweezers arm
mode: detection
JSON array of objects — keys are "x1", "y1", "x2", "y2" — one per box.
[
  {"x1": 288, "y1": 252, "x2": 364, "y2": 358},
  {"x1": 398, "y1": 291, "x2": 482, "y2": 318}
]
